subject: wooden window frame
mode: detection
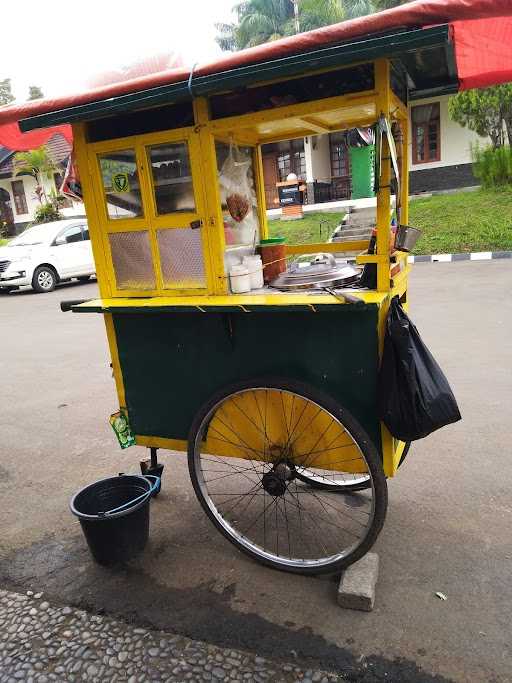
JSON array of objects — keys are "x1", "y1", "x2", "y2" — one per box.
[
  {"x1": 412, "y1": 103, "x2": 441, "y2": 165},
  {"x1": 11, "y1": 179, "x2": 28, "y2": 215},
  {"x1": 329, "y1": 132, "x2": 350, "y2": 178}
]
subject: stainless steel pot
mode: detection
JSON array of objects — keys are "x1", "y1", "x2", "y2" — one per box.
[
  {"x1": 395, "y1": 224, "x2": 422, "y2": 252},
  {"x1": 270, "y1": 253, "x2": 361, "y2": 291}
]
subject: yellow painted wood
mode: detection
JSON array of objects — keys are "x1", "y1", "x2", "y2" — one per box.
[
  {"x1": 390, "y1": 92, "x2": 408, "y2": 122},
  {"x1": 194, "y1": 98, "x2": 229, "y2": 295},
  {"x1": 286, "y1": 241, "x2": 369, "y2": 255},
  {"x1": 390, "y1": 264, "x2": 412, "y2": 289},
  {"x1": 400, "y1": 114, "x2": 410, "y2": 227},
  {"x1": 299, "y1": 116, "x2": 331, "y2": 134},
  {"x1": 209, "y1": 91, "x2": 377, "y2": 135},
  {"x1": 135, "y1": 435, "x2": 188, "y2": 452},
  {"x1": 75, "y1": 289, "x2": 388, "y2": 311},
  {"x1": 103, "y1": 313, "x2": 127, "y2": 409},
  {"x1": 254, "y1": 145, "x2": 269, "y2": 240},
  {"x1": 375, "y1": 59, "x2": 392, "y2": 294},
  {"x1": 356, "y1": 254, "x2": 391, "y2": 265},
  {"x1": 72, "y1": 123, "x2": 113, "y2": 297}
]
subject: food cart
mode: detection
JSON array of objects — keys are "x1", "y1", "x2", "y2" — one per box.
[{"x1": 3, "y1": 0, "x2": 511, "y2": 574}]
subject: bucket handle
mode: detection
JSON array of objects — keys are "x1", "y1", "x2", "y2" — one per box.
[{"x1": 98, "y1": 475, "x2": 160, "y2": 517}]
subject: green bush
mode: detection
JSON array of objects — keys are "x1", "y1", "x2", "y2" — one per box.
[
  {"x1": 32, "y1": 202, "x2": 62, "y2": 225},
  {"x1": 472, "y1": 143, "x2": 512, "y2": 188}
]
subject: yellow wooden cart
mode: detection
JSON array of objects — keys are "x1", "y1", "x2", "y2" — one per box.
[{"x1": 10, "y1": 6, "x2": 504, "y2": 573}]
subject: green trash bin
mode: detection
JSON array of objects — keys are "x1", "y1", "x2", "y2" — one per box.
[{"x1": 349, "y1": 145, "x2": 375, "y2": 199}]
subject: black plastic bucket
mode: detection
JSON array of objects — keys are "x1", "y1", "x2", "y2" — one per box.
[{"x1": 70, "y1": 474, "x2": 157, "y2": 565}]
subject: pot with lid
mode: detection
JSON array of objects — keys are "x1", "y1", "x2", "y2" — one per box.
[{"x1": 270, "y1": 253, "x2": 361, "y2": 291}]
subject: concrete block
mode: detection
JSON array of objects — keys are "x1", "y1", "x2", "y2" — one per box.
[{"x1": 337, "y1": 553, "x2": 379, "y2": 612}]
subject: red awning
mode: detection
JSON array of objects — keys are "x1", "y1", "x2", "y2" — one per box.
[
  {"x1": 0, "y1": 122, "x2": 72, "y2": 151},
  {"x1": 0, "y1": 0, "x2": 511, "y2": 127}
]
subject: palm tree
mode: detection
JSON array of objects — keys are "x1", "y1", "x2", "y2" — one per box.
[
  {"x1": 216, "y1": 0, "x2": 383, "y2": 51},
  {"x1": 216, "y1": 0, "x2": 294, "y2": 51},
  {"x1": 12, "y1": 146, "x2": 57, "y2": 204}
]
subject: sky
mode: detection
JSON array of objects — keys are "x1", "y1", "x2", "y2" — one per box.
[{"x1": 0, "y1": 0, "x2": 236, "y2": 102}]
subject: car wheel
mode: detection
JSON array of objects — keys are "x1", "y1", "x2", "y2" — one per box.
[
  {"x1": 32, "y1": 266, "x2": 57, "y2": 293},
  {"x1": 77, "y1": 275, "x2": 91, "y2": 282}
]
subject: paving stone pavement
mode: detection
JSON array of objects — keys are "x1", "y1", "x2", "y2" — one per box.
[{"x1": 0, "y1": 589, "x2": 341, "y2": 682}]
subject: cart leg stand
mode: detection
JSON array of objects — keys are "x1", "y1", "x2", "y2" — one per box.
[
  {"x1": 140, "y1": 447, "x2": 164, "y2": 496},
  {"x1": 337, "y1": 553, "x2": 379, "y2": 612}
]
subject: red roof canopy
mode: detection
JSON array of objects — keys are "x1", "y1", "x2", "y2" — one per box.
[
  {"x1": 0, "y1": 0, "x2": 511, "y2": 128},
  {"x1": 0, "y1": 122, "x2": 72, "y2": 151}
]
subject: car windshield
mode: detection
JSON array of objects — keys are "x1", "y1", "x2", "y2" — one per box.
[{"x1": 8, "y1": 223, "x2": 63, "y2": 247}]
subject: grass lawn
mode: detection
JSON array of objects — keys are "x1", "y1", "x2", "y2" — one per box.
[
  {"x1": 0, "y1": 239, "x2": 8, "y2": 246},
  {"x1": 268, "y1": 189, "x2": 512, "y2": 254},
  {"x1": 268, "y1": 211, "x2": 345, "y2": 244},
  {"x1": 409, "y1": 188, "x2": 512, "y2": 254}
]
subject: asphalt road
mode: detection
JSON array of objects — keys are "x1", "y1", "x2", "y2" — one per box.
[{"x1": 1, "y1": 261, "x2": 511, "y2": 683}]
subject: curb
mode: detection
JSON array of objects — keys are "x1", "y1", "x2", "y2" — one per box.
[{"x1": 408, "y1": 251, "x2": 512, "y2": 264}]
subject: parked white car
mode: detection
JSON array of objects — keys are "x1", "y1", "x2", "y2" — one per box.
[{"x1": 0, "y1": 219, "x2": 95, "y2": 293}]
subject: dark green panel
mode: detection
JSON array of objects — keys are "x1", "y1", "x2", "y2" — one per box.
[{"x1": 113, "y1": 308, "x2": 382, "y2": 452}]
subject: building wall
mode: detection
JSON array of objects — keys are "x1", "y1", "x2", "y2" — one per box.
[
  {"x1": 0, "y1": 174, "x2": 83, "y2": 233},
  {"x1": 304, "y1": 135, "x2": 331, "y2": 183},
  {"x1": 408, "y1": 94, "x2": 488, "y2": 170}
]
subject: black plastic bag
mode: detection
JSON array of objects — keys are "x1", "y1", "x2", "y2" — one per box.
[{"x1": 378, "y1": 297, "x2": 461, "y2": 441}]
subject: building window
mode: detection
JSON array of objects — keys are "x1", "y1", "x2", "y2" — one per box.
[
  {"x1": 412, "y1": 103, "x2": 440, "y2": 164},
  {"x1": 330, "y1": 132, "x2": 350, "y2": 177},
  {"x1": 11, "y1": 180, "x2": 28, "y2": 215},
  {"x1": 277, "y1": 140, "x2": 305, "y2": 181}
]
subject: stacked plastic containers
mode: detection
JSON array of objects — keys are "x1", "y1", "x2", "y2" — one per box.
[{"x1": 229, "y1": 255, "x2": 264, "y2": 293}]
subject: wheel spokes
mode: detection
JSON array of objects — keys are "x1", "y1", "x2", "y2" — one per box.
[{"x1": 194, "y1": 387, "x2": 376, "y2": 568}]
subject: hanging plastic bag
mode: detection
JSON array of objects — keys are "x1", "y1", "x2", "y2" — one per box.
[
  {"x1": 219, "y1": 143, "x2": 255, "y2": 220},
  {"x1": 378, "y1": 297, "x2": 461, "y2": 441},
  {"x1": 219, "y1": 142, "x2": 259, "y2": 245}
]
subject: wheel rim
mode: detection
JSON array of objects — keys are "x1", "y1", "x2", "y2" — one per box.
[
  {"x1": 295, "y1": 467, "x2": 371, "y2": 489},
  {"x1": 191, "y1": 387, "x2": 377, "y2": 571},
  {"x1": 37, "y1": 270, "x2": 54, "y2": 290}
]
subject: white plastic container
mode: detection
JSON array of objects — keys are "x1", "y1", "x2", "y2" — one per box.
[
  {"x1": 242, "y1": 255, "x2": 264, "y2": 290},
  {"x1": 229, "y1": 264, "x2": 251, "y2": 293}
]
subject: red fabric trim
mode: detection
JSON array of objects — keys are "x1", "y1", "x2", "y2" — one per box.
[
  {"x1": 0, "y1": 0, "x2": 510, "y2": 126},
  {"x1": 453, "y1": 17, "x2": 512, "y2": 89},
  {"x1": 0, "y1": 122, "x2": 72, "y2": 151}
]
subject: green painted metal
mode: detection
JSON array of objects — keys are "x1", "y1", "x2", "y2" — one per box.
[
  {"x1": 112, "y1": 308, "x2": 382, "y2": 453},
  {"x1": 350, "y1": 145, "x2": 376, "y2": 200},
  {"x1": 19, "y1": 26, "x2": 454, "y2": 132}
]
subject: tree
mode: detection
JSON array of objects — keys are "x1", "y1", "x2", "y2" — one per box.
[
  {"x1": 216, "y1": 0, "x2": 294, "y2": 51},
  {"x1": 216, "y1": 0, "x2": 385, "y2": 50},
  {"x1": 373, "y1": 0, "x2": 410, "y2": 9},
  {"x1": 28, "y1": 85, "x2": 44, "y2": 100},
  {"x1": 448, "y1": 86, "x2": 512, "y2": 149},
  {"x1": 12, "y1": 146, "x2": 58, "y2": 204},
  {"x1": 0, "y1": 78, "x2": 15, "y2": 106}
]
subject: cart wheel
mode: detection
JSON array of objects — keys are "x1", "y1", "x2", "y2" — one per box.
[
  {"x1": 296, "y1": 441, "x2": 411, "y2": 492},
  {"x1": 188, "y1": 378, "x2": 387, "y2": 575}
]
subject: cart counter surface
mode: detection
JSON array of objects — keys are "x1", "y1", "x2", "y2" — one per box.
[{"x1": 72, "y1": 291, "x2": 389, "y2": 314}]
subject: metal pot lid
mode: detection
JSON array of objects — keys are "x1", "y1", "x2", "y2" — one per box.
[
  {"x1": 288, "y1": 252, "x2": 340, "y2": 277},
  {"x1": 270, "y1": 264, "x2": 361, "y2": 290}
]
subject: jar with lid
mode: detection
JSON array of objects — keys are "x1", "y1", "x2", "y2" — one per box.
[
  {"x1": 229, "y1": 264, "x2": 251, "y2": 293},
  {"x1": 242, "y1": 255, "x2": 264, "y2": 290}
]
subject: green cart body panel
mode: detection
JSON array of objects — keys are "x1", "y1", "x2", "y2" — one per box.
[{"x1": 112, "y1": 306, "x2": 382, "y2": 452}]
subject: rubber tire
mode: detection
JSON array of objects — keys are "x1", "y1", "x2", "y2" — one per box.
[
  {"x1": 0, "y1": 287, "x2": 14, "y2": 294},
  {"x1": 32, "y1": 265, "x2": 57, "y2": 293},
  {"x1": 77, "y1": 275, "x2": 91, "y2": 282},
  {"x1": 188, "y1": 377, "x2": 388, "y2": 575}
]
